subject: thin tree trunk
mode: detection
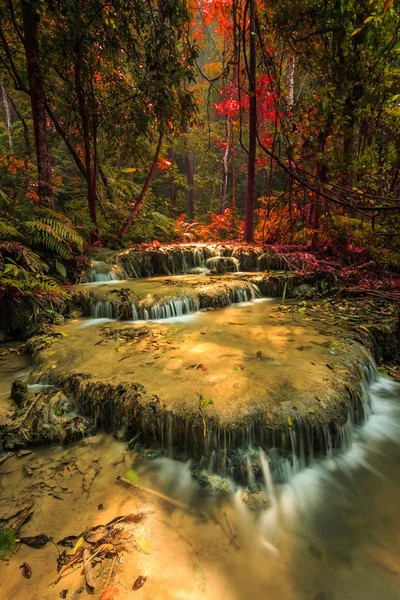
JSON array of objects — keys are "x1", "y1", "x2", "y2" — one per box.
[
  {"x1": 183, "y1": 122, "x2": 195, "y2": 220},
  {"x1": 7, "y1": 93, "x2": 30, "y2": 192},
  {"x1": 221, "y1": 116, "x2": 231, "y2": 210},
  {"x1": 168, "y1": 147, "x2": 176, "y2": 211},
  {"x1": 20, "y1": 0, "x2": 54, "y2": 208},
  {"x1": 243, "y1": 0, "x2": 257, "y2": 243},
  {"x1": 118, "y1": 132, "x2": 164, "y2": 239},
  {"x1": 74, "y1": 45, "x2": 98, "y2": 236},
  {"x1": 1, "y1": 81, "x2": 13, "y2": 152}
]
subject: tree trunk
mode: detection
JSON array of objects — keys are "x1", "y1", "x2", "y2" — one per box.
[
  {"x1": 221, "y1": 116, "x2": 231, "y2": 210},
  {"x1": 7, "y1": 93, "x2": 30, "y2": 192},
  {"x1": 74, "y1": 45, "x2": 98, "y2": 236},
  {"x1": 1, "y1": 81, "x2": 13, "y2": 152},
  {"x1": 20, "y1": 0, "x2": 54, "y2": 208},
  {"x1": 183, "y1": 122, "x2": 195, "y2": 220},
  {"x1": 168, "y1": 147, "x2": 176, "y2": 211},
  {"x1": 243, "y1": 0, "x2": 257, "y2": 243},
  {"x1": 118, "y1": 132, "x2": 164, "y2": 239}
]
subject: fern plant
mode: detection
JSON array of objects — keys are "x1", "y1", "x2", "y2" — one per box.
[{"x1": 22, "y1": 215, "x2": 84, "y2": 258}]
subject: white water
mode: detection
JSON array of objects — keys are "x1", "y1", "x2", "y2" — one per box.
[
  {"x1": 88, "y1": 281, "x2": 263, "y2": 323},
  {"x1": 144, "y1": 376, "x2": 400, "y2": 534},
  {"x1": 83, "y1": 260, "x2": 125, "y2": 284}
]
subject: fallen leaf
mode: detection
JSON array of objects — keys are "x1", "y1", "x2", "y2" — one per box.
[
  {"x1": 100, "y1": 586, "x2": 119, "y2": 600},
  {"x1": 20, "y1": 562, "x2": 32, "y2": 579},
  {"x1": 19, "y1": 534, "x2": 49, "y2": 548},
  {"x1": 124, "y1": 470, "x2": 140, "y2": 483},
  {"x1": 132, "y1": 575, "x2": 147, "y2": 590},
  {"x1": 287, "y1": 416, "x2": 293, "y2": 427},
  {"x1": 134, "y1": 538, "x2": 151, "y2": 554},
  {"x1": 72, "y1": 536, "x2": 84, "y2": 554}
]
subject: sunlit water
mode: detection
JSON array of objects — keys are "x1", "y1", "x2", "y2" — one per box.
[
  {"x1": 1, "y1": 350, "x2": 399, "y2": 598},
  {"x1": 138, "y1": 377, "x2": 400, "y2": 599}
]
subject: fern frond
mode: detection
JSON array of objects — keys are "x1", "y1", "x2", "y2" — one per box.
[
  {"x1": 0, "y1": 220, "x2": 21, "y2": 240},
  {"x1": 40, "y1": 218, "x2": 84, "y2": 252},
  {"x1": 23, "y1": 221, "x2": 72, "y2": 258}
]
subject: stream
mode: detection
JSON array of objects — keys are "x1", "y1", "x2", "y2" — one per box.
[
  {"x1": 1, "y1": 334, "x2": 400, "y2": 598},
  {"x1": 1, "y1": 259, "x2": 400, "y2": 598}
]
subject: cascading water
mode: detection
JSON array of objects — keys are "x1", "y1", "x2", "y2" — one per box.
[
  {"x1": 137, "y1": 297, "x2": 200, "y2": 321},
  {"x1": 90, "y1": 300, "x2": 116, "y2": 319},
  {"x1": 87, "y1": 281, "x2": 262, "y2": 323},
  {"x1": 206, "y1": 256, "x2": 240, "y2": 273},
  {"x1": 83, "y1": 261, "x2": 125, "y2": 284},
  {"x1": 138, "y1": 357, "x2": 382, "y2": 488}
]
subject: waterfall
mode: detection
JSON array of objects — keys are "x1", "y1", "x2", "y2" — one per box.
[
  {"x1": 136, "y1": 356, "x2": 384, "y2": 488},
  {"x1": 140, "y1": 297, "x2": 200, "y2": 320},
  {"x1": 206, "y1": 256, "x2": 239, "y2": 273},
  {"x1": 83, "y1": 261, "x2": 124, "y2": 283},
  {"x1": 90, "y1": 300, "x2": 116, "y2": 319}
]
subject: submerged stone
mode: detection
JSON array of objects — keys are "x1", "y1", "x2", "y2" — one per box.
[{"x1": 10, "y1": 380, "x2": 28, "y2": 407}]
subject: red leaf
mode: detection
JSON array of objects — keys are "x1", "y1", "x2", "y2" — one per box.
[
  {"x1": 384, "y1": 0, "x2": 394, "y2": 12},
  {"x1": 100, "y1": 587, "x2": 119, "y2": 600}
]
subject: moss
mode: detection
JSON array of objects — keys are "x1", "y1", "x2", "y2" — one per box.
[{"x1": 10, "y1": 380, "x2": 28, "y2": 407}]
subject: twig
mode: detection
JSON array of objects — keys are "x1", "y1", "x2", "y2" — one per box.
[
  {"x1": 116, "y1": 476, "x2": 190, "y2": 511},
  {"x1": 104, "y1": 555, "x2": 116, "y2": 591}
]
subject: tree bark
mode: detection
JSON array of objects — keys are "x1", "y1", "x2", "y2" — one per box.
[
  {"x1": 183, "y1": 122, "x2": 195, "y2": 220},
  {"x1": 1, "y1": 80, "x2": 13, "y2": 152},
  {"x1": 118, "y1": 132, "x2": 164, "y2": 239},
  {"x1": 20, "y1": 0, "x2": 54, "y2": 208},
  {"x1": 7, "y1": 92, "x2": 30, "y2": 192},
  {"x1": 243, "y1": 0, "x2": 257, "y2": 243},
  {"x1": 74, "y1": 44, "x2": 98, "y2": 236},
  {"x1": 168, "y1": 147, "x2": 177, "y2": 211},
  {"x1": 221, "y1": 116, "x2": 231, "y2": 210}
]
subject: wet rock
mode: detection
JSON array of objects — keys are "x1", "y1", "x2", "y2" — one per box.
[
  {"x1": 192, "y1": 471, "x2": 231, "y2": 494},
  {"x1": 10, "y1": 380, "x2": 28, "y2": 407},
  {"x1": 241, "y1": 488, "x2": 270, "y2": 511},
  {"x1": 292, "y1": 283, "x2": 316, "y2": 299}
]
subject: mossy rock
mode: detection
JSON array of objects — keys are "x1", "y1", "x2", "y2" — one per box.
[{"x1": 10, "y1": 380, "x2": 28, "y2": 407}]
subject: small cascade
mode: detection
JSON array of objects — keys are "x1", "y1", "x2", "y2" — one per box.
[
  {"x1": 231, "y1": 282, "x2": 261, "y2": 303},
  {"x1": 138, "y1": 296, "x2": 200, "y2": 321},
  {"x1": 136, "y1": 357, "x2": 382, "y2": 486},
  {"x1": 131, "y1": 303, "x2": 139, "y2": 321},
  {"x1": 206, "y1": 256, "x2": 239, "y2": 273},
  {"x1": 192, "y1": 247, "x2": 205, "y2": 268},
  {"x1": 90, "y1": 300, "x2": 116, "y2": 319},
  {"x1": 83, "y1": 261, "x2": 124, "y2": 283}
]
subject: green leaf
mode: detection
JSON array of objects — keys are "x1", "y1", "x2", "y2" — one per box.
[
  {"x1": 0, "y1": 528, "x2": 16, "y2": 561},
  {"x1": 72, "y1": 536, "x2": 84, "y2": 554},
  {"x1": 134, "y1": 538, "x2": 151, "y2": 554},
  {"x1": 55, "y1": 261, "x2": 67, "y2": 277},
  {"x1": 53, "y1": 403, "x2": 64, "y2": 417},
  {"x1": 351, "y1": 27, "x2": 363, "y2": 36},
  {"x1": 200, "y1": 398, "x2": 213, "y2": 409},
  {"x1": 125, "y1": 469, "x2": 140, "y2": 483}
]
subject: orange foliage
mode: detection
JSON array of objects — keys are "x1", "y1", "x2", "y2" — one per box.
[{"x1": 174, "y1": 209, "x2": 243, "y2": 242}]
